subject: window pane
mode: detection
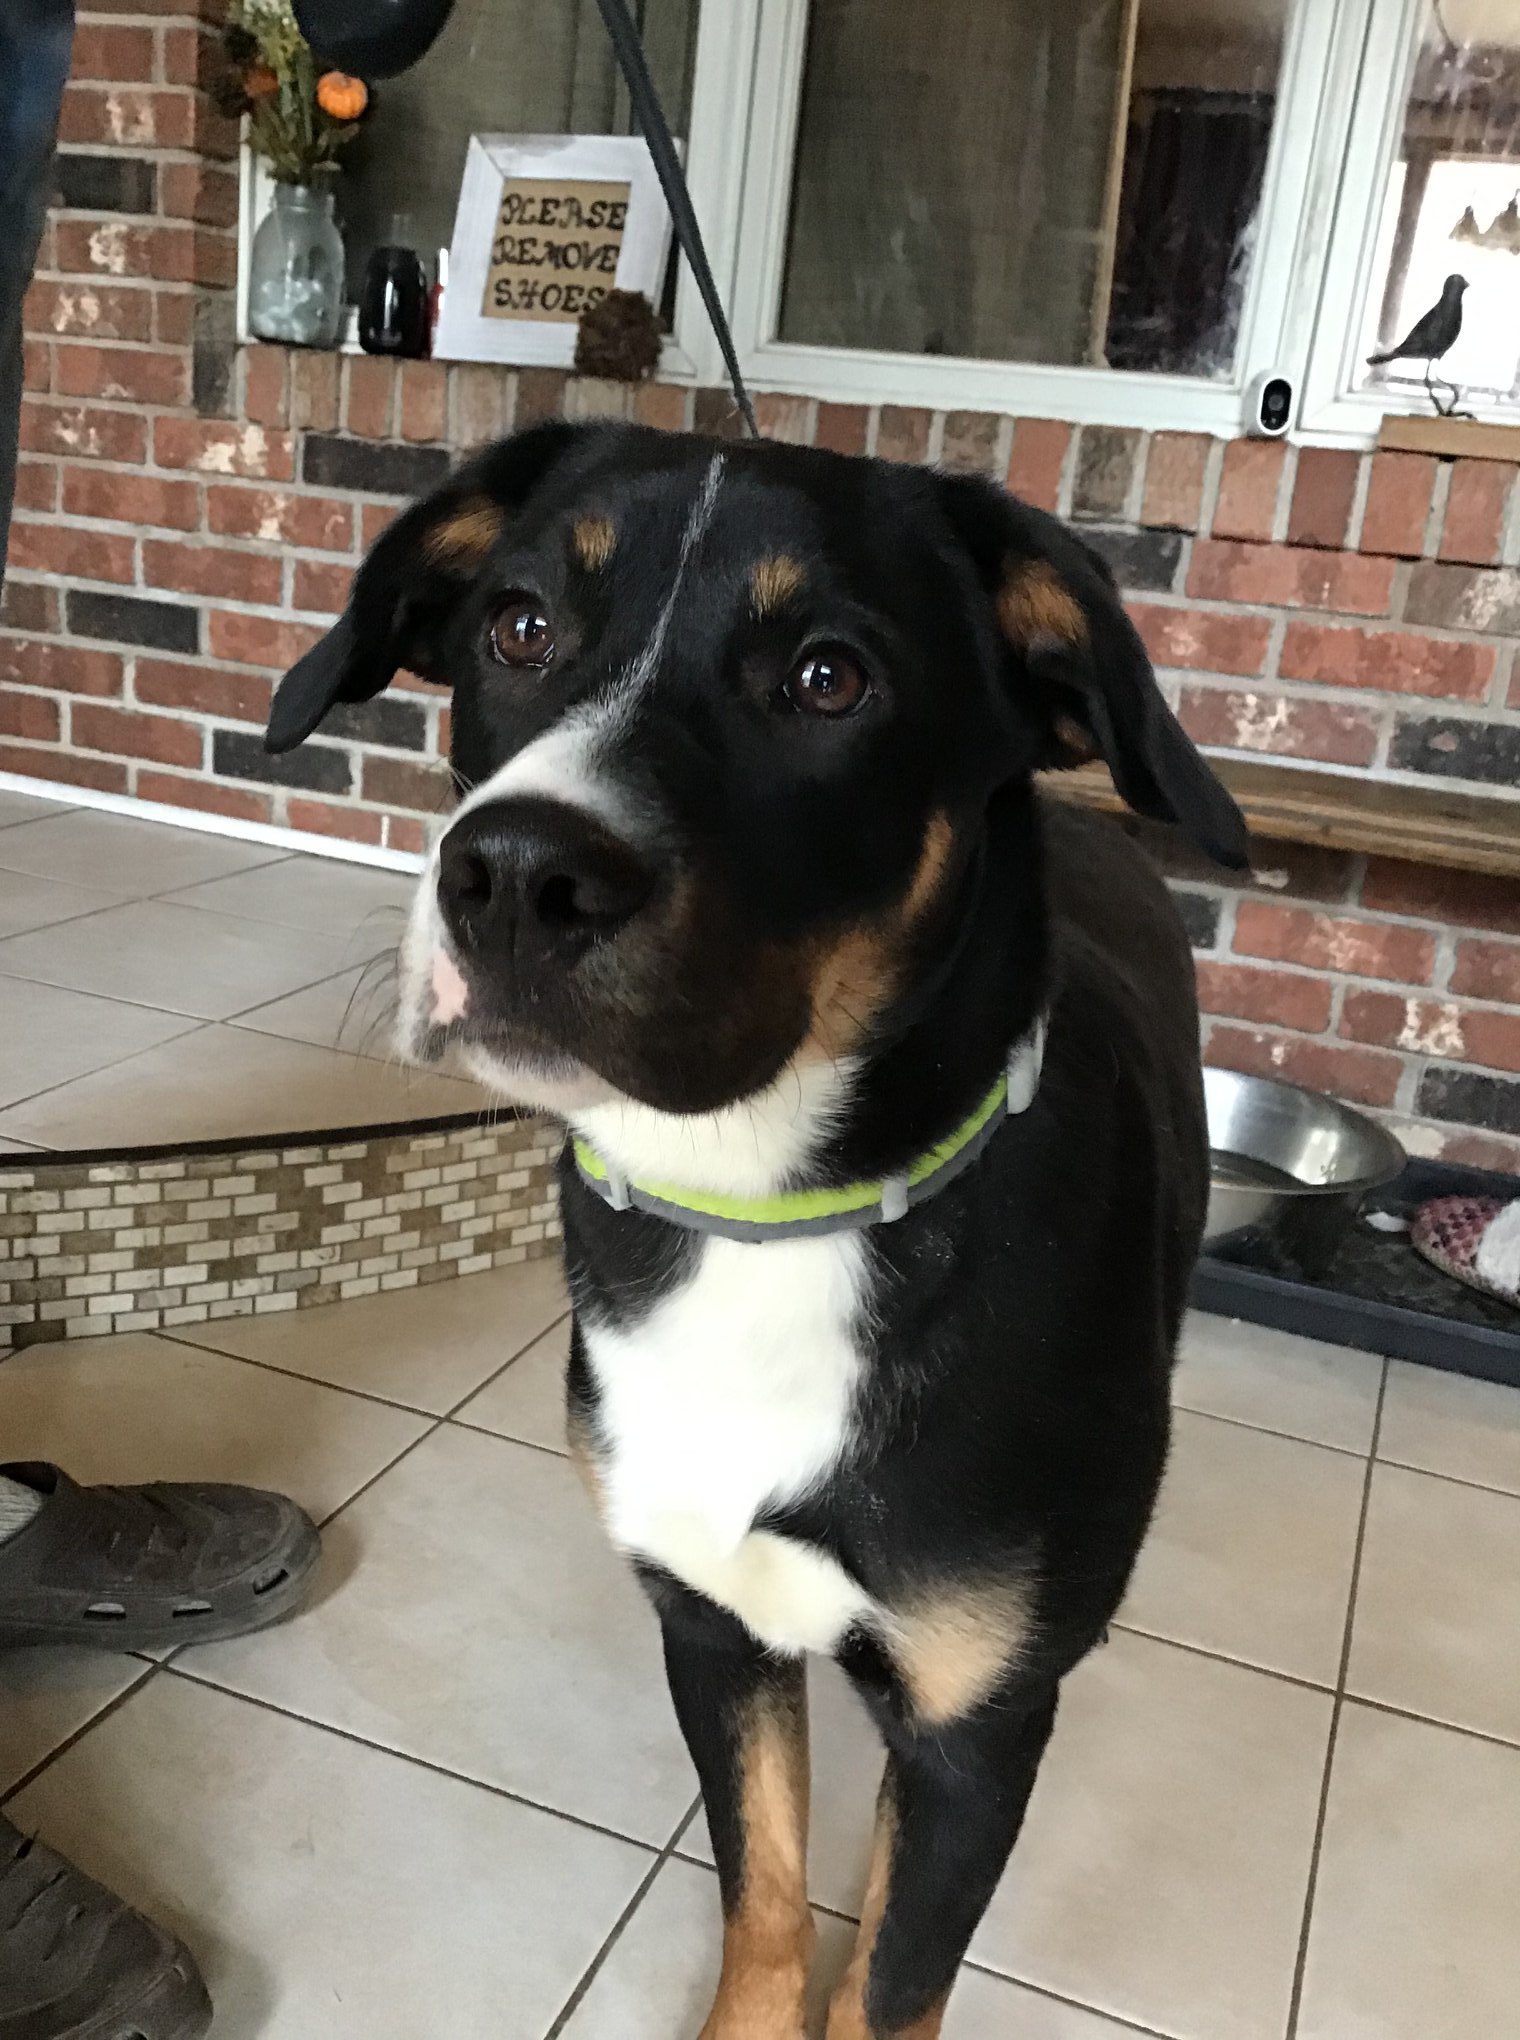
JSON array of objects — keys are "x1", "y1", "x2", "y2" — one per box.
[
  {"x1": 339, "y1": 0, "x2": 698, "y2": 299},
  {"x1": 778, "y1": 0, "x2": 1291, "y2": 378},
  {"x1": 1357, "y1": 12, "x2": 1520, "y2": 413}
]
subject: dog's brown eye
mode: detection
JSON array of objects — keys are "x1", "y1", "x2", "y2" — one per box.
[
  {"x1": 490, "y1": 596, "x2": 555, "y2": 668},
  {"x1": 784, "y1": 648, "x2": 868, "y2": 717}
]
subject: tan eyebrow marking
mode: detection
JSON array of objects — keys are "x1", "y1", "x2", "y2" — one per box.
[
  {"x1": 996, "y1": 558, "x2": 1088, "y2": 649},
  {"x1": 572, "y1": 515, "x2": 618, "y2": 570},
  {"x1": 422, "y1": 497, "x2": 505, "y2": 567},
  {"x1": 751, "y1": 554, "x2": 806, "y2": 616}
]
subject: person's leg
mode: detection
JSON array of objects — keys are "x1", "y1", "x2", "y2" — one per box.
[
  {"x1": 0, "y1": 1479, "x2": 42, "y2": 1543},
  {"x1": 0, "y1": 0, "x2": 76, "y2": 573},
  {"x1": 0, "y1": 0, "x2": 77, "y2": 1552}
]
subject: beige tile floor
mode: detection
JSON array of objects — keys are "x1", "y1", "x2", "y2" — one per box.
[
  {"x1": 0, "y1": 789, "x2": 487, "y2": 1147},
  {"x1": 0, "y1": 1265, "x2": 1516, "y2": 2038},
  {"x1": 4, "y1": 785, "x2": 1520, "y2": 2036}
]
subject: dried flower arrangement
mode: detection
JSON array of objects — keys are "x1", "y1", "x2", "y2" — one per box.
[{"x1": 218, "y1": 0, "x2": 372, "y2": 183}]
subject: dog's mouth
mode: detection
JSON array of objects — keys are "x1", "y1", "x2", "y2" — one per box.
[
  {"x1": 396, "y1": 907, "x2": 817, "y2": 1119},
  {"x1": 395, "y1": 940, "x2": 602, "y2": 1102}
]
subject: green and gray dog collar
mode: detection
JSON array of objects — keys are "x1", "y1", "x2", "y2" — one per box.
[{"x1": 572, "y1": 1021, "x2": 1047, "y2": 1242}]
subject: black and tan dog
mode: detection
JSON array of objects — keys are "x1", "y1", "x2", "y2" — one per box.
[{"x1": 267, "y1": 421, "x2": 1248, "y2": 2039}]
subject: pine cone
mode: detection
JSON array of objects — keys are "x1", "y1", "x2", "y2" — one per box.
[{"x1": 574, "y1": 290, "x2": 664, "y2": 383}]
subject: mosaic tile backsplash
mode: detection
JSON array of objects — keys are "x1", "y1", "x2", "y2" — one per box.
[{"x1": 0, "y1": 1115, "x2": 560, "y2": 1354}]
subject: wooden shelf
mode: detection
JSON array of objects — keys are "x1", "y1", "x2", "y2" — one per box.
[
  {"x1": 1047, "y1": 757, "x2": 1520, "y2": 879},
  {"x1": 1377, "y1": 414, "x2": 1520, "y2": 464}
]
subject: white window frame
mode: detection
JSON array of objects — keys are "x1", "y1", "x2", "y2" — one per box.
[
  {"x1": 672, "y1": 0, "x2": 1379, "y2": 436},
  {"x1": 1297, "y1": 0, "x2": 1520, "y2": 440}
]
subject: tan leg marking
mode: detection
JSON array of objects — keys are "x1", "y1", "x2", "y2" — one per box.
[
  {"x1": 825, "y1": 1784, "x2": 894, "y2": 2040},
  {"x1": 884, "y1": 1577, "x2": 1035, "y2": 1726},
  {"x1": 701, "y1": 1686, "x2": 815, "y2": 2040},
  {"x1": 572, "y1": 515, "x2": 617, "y2": 570},
  {"x1": 827, "y1": 1788, "x2": 949, "y2": 2038}
]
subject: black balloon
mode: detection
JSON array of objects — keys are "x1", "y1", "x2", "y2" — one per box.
[{"x1": 292, "y1": 0, "x2": 456, "y2": 77}]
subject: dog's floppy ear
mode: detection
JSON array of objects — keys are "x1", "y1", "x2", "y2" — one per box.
[
  {"x1": 936, "y1": 473, "x2": 1249, "y2": 869},
  {"x1": 265, "y1": 420, "x2": 583, "y2": 754}
]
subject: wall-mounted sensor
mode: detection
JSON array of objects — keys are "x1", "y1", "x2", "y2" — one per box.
[{"x1": 1244, "y1": 371, "x2": 1294, "y2": 438}]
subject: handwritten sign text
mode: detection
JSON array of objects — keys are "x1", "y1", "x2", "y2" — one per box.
[{"x1": 482, "y1": 177, "x2": 631, "y2": 323}]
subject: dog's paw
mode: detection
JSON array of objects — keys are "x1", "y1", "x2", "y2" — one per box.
[{"x1": 698, "y1": 1960, "x2": 810, "y2": 2040}]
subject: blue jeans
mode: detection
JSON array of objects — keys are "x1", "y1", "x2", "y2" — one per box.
[{"x1": 0, "y1": 0, "x2": 75, "y2": 578}]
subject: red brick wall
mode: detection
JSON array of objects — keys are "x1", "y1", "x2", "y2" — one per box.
[{"x1": 2, "y1": 8, "x2": 1518, "y2": 1166}]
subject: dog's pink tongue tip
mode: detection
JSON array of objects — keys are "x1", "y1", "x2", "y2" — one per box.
[{"x1": 431, "y1": 950, "x2": 470, "y2": 1023}]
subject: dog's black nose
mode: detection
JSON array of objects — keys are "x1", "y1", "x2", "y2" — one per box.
[{"x1": 437, "y1": 798, "x2": 653, "y2": 963}]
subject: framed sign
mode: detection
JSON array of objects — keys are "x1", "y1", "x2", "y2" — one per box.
[{"x1": 434, "y1": 133, "x2": 675, "y2": 367}]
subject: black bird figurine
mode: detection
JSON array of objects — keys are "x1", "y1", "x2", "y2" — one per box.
[{"x1": 1368, "y1": 273, "x2": 1469, "y2": 414}]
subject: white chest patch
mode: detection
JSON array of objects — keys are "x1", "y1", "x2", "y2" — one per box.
[{"x1": 582, "y1": 1233, "x2": 876, "y2": 1654}]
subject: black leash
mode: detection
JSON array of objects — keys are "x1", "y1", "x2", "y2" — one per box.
[{"x1": 592, "y1": 0, "x2": 760, "y2": 438}]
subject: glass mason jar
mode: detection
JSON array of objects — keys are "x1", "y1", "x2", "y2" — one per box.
[{"x1": 248, "y1": 182, "x2": 345, "y2": 348}]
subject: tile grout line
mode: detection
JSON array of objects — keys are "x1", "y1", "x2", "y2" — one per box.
[
  {"x1": 438, "y1": 1310, "x2": 573, "y2": 1422},
  {"x1": 0, "y1": 1660, "x2": 161, "y2": 1811},
  {"x1": 148, "y1": 1297, "x2": 575, "y2": 1654},
  {"x1": 539, "y1": 1793, "x2": 704, "y2": 2040},
  {"x1": 153, "y1": 1305, "x2": 571, "y2": 1431},
  {"x1": 1340, "y1": 1689, "x2": 1520, "y2": 1759},
  {"x1": 0, "y1": 951, "x2": 361, "y2": 1029},
  {"x1": 226, "y1": 1299, "x2": 573, "y2": 1542},
  {"x1": 0, "y1": 799, "x2": 77, "y2": 824},
  {"x1": 160, "y1": 1660, "x2": 688, "y2": 1860},
  {"x1": 150, "y1": 1326, "x2": 444, "y2": 1419},
  {"x1": 956, "y1": 1965, "x2": 1182, "y2": 2040},
  {"x1": 12, "y1": 1312, "x2": 671, "y2": 1965},
  {"x1": 1171, "y1": 1397, "x2": 1375, "y2": 1461},
  {"x1": 0, "y1": 850, "x2": 407, "y2": 1074},
  {"x1": 0, "y1": 1018, "x2": 217, "y2": 1118},
  {"x1": 1369, "y1": 1450, "x2": 1520, "y2": 1507},
  {"x1": 447, "y1": 1415, "x2": 569, "y2": 1459},
  {"x1": 1107, "y1": 1620, "x2": 1338, "y2": 1699},
  {"x1": 1283, "y1": 1356, "x2": 1389, "y2": 2040},
  {"x1": 0, "y1": 851, "x2": 329, "y2": 990},
  {"x1": 0, "y1": 993, "x2": 485, "y2": 1133},
  {"x1": 218, "y1": 950, "x2": 399, "y2": 1024}
]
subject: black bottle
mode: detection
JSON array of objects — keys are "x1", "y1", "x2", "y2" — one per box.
[{"x1": 358, "y1": 213, "x2": 429, "y2": 358}]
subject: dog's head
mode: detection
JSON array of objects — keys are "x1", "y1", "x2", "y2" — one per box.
[{"x1": 267, "y1": 422, "x2": 1245, "y2": 1120}]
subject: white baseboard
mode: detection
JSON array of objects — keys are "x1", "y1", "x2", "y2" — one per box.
[{"x1": 0, "y1": 769, "x2": 427, "y2": 874}]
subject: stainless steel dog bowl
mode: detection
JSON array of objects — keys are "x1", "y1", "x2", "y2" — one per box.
[{"x1": 1203, "y1": 1067, "x2": 1406, "y2": 1271}]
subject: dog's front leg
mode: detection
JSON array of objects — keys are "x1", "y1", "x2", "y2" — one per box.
[
  {"x1": 827, "y1": 1681, "x2": 1059, "y2": 2038},
  {"x1": 659, "y1": 1590, "x2": 813, "y2": 2039}
]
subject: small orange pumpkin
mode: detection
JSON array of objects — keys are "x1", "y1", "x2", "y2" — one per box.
[
  {"x1": 317, "y1": 71, "x2": 368, "y2": 120},
  {"x1": 245, "y1": 63, "x2": 279, "y2": 99}
]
